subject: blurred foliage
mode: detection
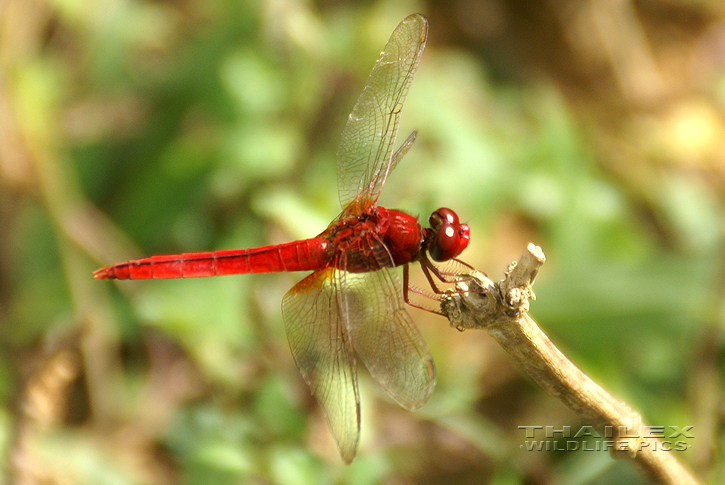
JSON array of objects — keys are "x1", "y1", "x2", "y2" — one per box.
[{"x1": 1, "y1": 0, "x2": 725, "y2": 483}]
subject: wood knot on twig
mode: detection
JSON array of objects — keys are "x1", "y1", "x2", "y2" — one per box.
[
  {"x1": 442, "y1": 243, "x2": 544, "y2": 331},
  {"x1": 609, "y1": 415, "x2": 645, "y2": 461}
]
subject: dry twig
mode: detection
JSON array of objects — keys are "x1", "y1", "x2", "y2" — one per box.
[{"x1": 442, "y1": 243, "x2": 699, "y2": 484}]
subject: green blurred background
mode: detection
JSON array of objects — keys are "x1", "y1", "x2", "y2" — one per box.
[{"x1": 1, "y1": 0, "x2": 724, "y2": 483}]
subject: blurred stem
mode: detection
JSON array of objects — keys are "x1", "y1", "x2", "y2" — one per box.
[
  {"x1": 688, "y1": 234, "x2": 725, "y2": 476},
  {"x1": 2, "y1": 0, "x2": 122, "y2": 434},
  {"x1": 443, "y1": 244, "x2": 699, "y2": 485}
]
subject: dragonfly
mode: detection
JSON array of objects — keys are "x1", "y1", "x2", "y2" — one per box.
[{"x1": 94, "y1": 13, "x2": 470, "y2": 463}]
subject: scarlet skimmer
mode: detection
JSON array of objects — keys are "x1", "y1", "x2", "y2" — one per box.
[{"x1": 94, "y1": 14, "x2": 470, "y2": 463}]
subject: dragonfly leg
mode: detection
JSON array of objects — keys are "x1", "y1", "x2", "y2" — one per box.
[
  {"x1": 403, "y1": 264, "x2": 445, "y2": 315},
  {"x1": 419, "y1": 261, "x2": 443, "y2": 294},
  {"x1": 420, "y1": 255, "x2": 483, "y2": 298},
  {"x1": 420, "y1": 255, "x2": 477, "y2": 288},
  {"x1": 404, "y1": 257, "x2": 482, "y2": 315}
]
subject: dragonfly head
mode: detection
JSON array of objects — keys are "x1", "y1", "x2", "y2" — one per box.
[{"x1": 426, "y1": 208, "x2": 470, "y2": 262}]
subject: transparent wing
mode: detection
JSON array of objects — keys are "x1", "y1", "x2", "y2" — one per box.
[
  {"x1": 339, "y1": 267, "x2": 435, "y2": 411},
  {"x1": 389, "y1": 130, "x2": 417, "y2": 177},
  {"x1": 337, "y1": 14, "x2": 428, "y2": 213},
  {"x1": 281, "y1": 268, "x2": 360, "y2": 464}
]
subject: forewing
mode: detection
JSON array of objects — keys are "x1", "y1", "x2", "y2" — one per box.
[
  {"x1": 281, "y1": 268, "x2": 360, "y2": 464},
  {"x1": 340, "y1": 267, "x2": 435, "y2": 411},
  {"x1": 337, "y1": 14, "x2": 428, "y2": 213}
]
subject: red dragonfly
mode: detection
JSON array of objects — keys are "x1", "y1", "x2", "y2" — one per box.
[{"x1": 94, "y1": 14, "x2": 469, "y2": 463}]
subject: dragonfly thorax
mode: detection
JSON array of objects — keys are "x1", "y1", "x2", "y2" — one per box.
[{"x1": 322, "y1": 207, "x2": 425, "y2": 273}]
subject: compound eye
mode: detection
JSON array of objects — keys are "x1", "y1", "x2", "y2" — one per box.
[
  {"x1": 429, "y1": 209, "x2": 470, "y2": 262},
  {"x1": 429, "y1": 207, "x2": 459, "y2": 229}
]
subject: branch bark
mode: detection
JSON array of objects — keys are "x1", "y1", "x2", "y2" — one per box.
[{"x1": 442, "y1": 243, "x2": 699, "y2": 484}]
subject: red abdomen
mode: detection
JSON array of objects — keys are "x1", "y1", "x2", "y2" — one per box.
[{"x1": 93, "y1": 238, "x2": 333, "y2": 280}]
